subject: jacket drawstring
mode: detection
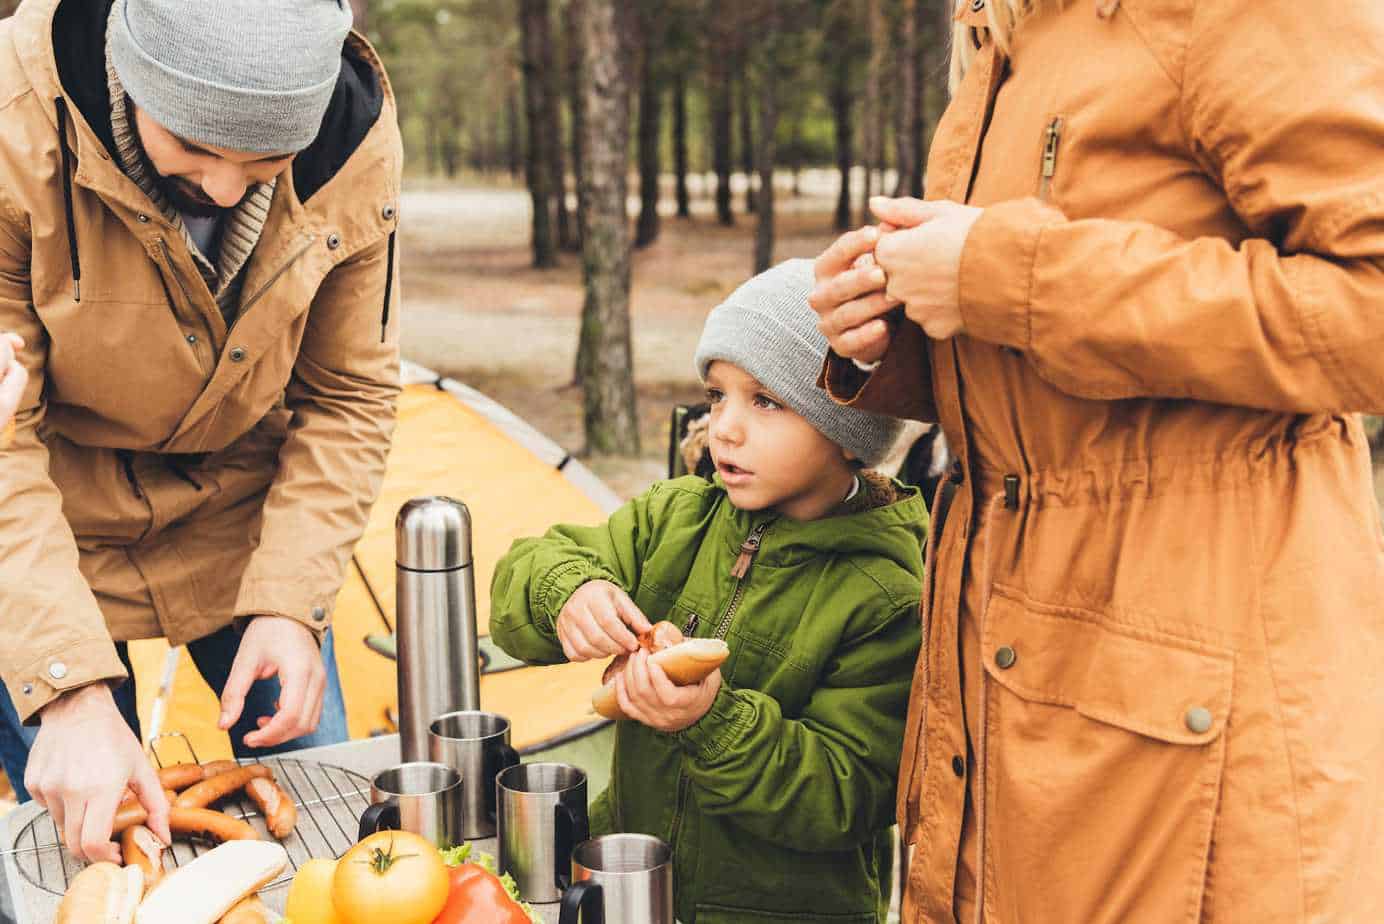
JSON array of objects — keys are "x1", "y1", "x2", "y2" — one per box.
[
  {"x1": 53, "y1": 98, "x2": 81, "y2": 303},
  {"x1": 380, "y1": 230, "x2": 396, "y2": 343}
]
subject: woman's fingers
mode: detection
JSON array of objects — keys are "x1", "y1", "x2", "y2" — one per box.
[
  {"x1": 809, "y1": 265, "x2": 889, "y2": 322},
  {"x1": 813, "y1": 225, "x2": 880, "y2": 287}
]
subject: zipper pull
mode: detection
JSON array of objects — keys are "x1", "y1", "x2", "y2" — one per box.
[
  {"x1": 682, "y1": 613, "x2": 701, "y2": 637},
  {"x1": 1040, "y1": 116, "x2": 1062, "y2": 197},
  {"x1": 729, "y1": 523, "x2": 770, "y2": 580}
]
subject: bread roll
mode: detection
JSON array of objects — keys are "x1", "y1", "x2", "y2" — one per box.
[
  {"x1": 593, "y1": 638, "x2": 730, "y2": 720},
  {"x1": 56, "y1": 862, "x2": 142, "y2": 924},
  {"x1": 134, "y1": 840, "x2": 288, "y2": 924}
]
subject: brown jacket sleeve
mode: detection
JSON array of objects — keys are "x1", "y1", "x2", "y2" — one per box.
[
  {"x1": 232, "y1": 232, "x2": 401, "y2": 636},
  {"x1": 818, "y1": 318, "x2": 939, "y2": 423},
  {"x1": 0, "y1": 187, "x2": 127, "y2": 723},
  {"x1": 956, "y1": 0, "x2": 1384, "y2": 415}
]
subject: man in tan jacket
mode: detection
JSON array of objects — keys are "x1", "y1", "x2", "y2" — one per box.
[{"x1": 0, "y1": 0, "x2": 402, "y2": 864}]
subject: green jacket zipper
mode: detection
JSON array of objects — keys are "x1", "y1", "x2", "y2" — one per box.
[
  {"x1": 667, "y1": 521, "x2": 771, "y2": 860},
  {"x1": 714, "y1": 521, "x2": 772, "y2": 640},
  {"x1": 1039, "y1": 116, "x2": 1063, "y2": 200}
]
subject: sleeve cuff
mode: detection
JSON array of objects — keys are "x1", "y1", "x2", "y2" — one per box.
[
  {"x1": 234, "y1": 578, "x2": 333, "y2": 642},
  {"x1": 958, "y1": 198, "x2": 1066, "y2": 351},
  {"x1": 5, "y1": 638, "x2": 128, "y2": 725},
  {"x1": 678, "y1": 686, "x2": 749, "y2": 760},
  {"x1": 534, "y1": 561, "x2": 613, "y2": 636}
]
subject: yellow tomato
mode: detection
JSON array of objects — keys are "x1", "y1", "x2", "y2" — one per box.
[
  {"x1": 331, "y1": 830, "x2": 450, "y2": 924},
  {"x1": 285, "y1": 858, "x2": 343, "y2": 924}
]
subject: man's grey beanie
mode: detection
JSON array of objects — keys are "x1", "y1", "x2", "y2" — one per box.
[
  {"x1": 109, "y1": 0, "x2": 353, "y2": 154},
  {"x1": 694, "y1": 259, "x2": 902, "y2": 468}
]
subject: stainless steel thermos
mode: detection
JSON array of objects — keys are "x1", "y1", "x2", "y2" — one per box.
[{"x1": 395, "y1": 496, "x2": 482, "y2": 762}]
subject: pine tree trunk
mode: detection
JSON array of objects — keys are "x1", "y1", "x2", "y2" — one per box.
[
  {"x1": 919, "y1": 0, "x2": 950, "y2": 190},
  {"x1": 569, "y1": 0, "x2": 591, "y2": 383},
  {"x1": 893, "y1": 0, "x2": 920, "y2": 197},
  {"x1": 673, "y1": 70, "x2": 691, "y2": 218},
  {"x1": 635, "y1": 4, "x2": 664, "y2": 249},
  {"x1": 860, "y1": 0, "x2": 884, "y2": 222},
  {"x1": 546, "y1": 11, "x2": 574, "y2": 250},
  {"x1": 506, "y1": 87, "x2": 523, "y2": 179},
  {"x1": 519, "y1": 0, "x2": 557, "y2": 268},
  {"x1": 829, "y1": 13, "x2": 854, "y2": 232},
  {"x1": 738, "y1": 70, "x2": 756, "y2": 214},
  {"x1": 708, "y1": 2, "x2": 735, "y2": 226},
  {"x1": 575, "y1": 0, "x2": 640, "y2": 455},
  {"x1": 752, "y1": 2, "x2": 780, "y2": 274}
]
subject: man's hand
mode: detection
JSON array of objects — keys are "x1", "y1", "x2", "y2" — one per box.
[
  {"x1": 613, "y1": 650, "x2": 721, "y2": 734},
  {"x1": 25, "y1": 683, "x2": 170, "y2": 863},
  {"x1": 870, "y1": 196, "x2": 984, "y2": 341},
  {"x1": 219, "y1": 616, "x2": 326, "y2": 749},
  {"x1": 0, "y1": 332, "x2": 28, "y2": 430},
  {"x1": 556, "y1": 580, "x2": 653, "y2": 662}
]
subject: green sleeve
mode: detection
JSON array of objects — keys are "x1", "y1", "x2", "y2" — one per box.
[
  {"x1": 678, "y1": 603, "x2": 920, "y2": 851},
  {"x1": 488, "y1": 484, "x2": 664, "y2": 665}
]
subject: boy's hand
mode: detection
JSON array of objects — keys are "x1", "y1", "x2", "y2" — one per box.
[
  {"x1": 557, "y1": 580, "x2": 653, "y2": 662},
  {"x1": 614, "y1": 650, "x2": 722, "y2": 734}
]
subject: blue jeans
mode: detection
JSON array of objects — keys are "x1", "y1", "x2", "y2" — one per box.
[{"x1": 0, "y1": 625, "x2": 347, "y2": 803}]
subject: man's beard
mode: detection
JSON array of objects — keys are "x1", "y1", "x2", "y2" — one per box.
[{"x1": 158, "y1": 175, "x2": 236, "y2": 218}]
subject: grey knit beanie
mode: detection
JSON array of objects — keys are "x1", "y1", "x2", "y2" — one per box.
[
  {"x1": 694, "y1": 259, "x2": 903, "y2": 467},
  {"x1": 108, "y1": 0, "x2": 353, "y2": 154}
]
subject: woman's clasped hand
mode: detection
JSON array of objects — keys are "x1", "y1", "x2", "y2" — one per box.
[{"x1": 809, "y1": 195, "x2": 984, "y2": 362}]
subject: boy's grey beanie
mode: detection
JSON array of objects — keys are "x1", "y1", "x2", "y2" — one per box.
[
  {"x1": 109, "y1": 0, "x2": 353, "y2": 154},
  {"x1": 694, "y1": 259, "x2": 902, "y2": 467}
]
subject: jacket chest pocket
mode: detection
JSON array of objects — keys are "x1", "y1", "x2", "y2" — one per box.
[{"x1": 978, "y1": 585, "x2": 1232, "y2": 924}]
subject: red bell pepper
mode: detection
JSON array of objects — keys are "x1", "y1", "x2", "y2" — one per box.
[{"x1": 432, "y1": 863, "x2": 531, "y2": 924}]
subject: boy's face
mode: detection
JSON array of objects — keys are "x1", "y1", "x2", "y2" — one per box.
[{"x1": 704, "y1": 361, "x2": 856, "y2": 521}]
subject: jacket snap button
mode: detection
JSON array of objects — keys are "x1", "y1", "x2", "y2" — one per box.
[
  {"x1": 327, "y1": 233, "x2": 342, "y2": 250},
  {"x1": 48, "y1": 662, "x2": 68, "y2": 681},
  {"x1": 21, "y1": 683, "x2": 33, "y2": 696},
  {"x1": 381, "y1": 204, "x2": 396, "y2": 221},
  {"x1": 186, "y1": 334, "x2": 198, "y2": 345},
  {"x1": 995, "y1": 646, "x2": 1017, "y2": 670},
  {"x1": 951, "y1": 755, "x2": 965, "y2": 778},
  {"x1": 971, "y1": 0, "x2": 984, "y2": 10},
  {"x1": 229, "y1": 347, "x2": 247, "y2": 362},
  {"x1": 312, "y1": 606, "x2": 327, "y2": 622},
  {"x1": 137, "y1": 213, "x2": 150, "y2": 223},
  {"x1": 1185, "y1": 707, "x2": 1213, "y2": 734}
]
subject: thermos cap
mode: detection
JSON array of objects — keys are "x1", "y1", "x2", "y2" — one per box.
[{"x1": 396, "y1": 496, "x2": 473, "y2": 571}]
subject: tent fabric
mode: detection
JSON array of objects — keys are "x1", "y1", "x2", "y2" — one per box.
[{"x1": 130, "y1": 361, "x2": 620, "y2": 762}]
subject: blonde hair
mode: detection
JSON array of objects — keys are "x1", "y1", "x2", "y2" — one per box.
[{"x1": 950, "y1": 0, "x2": 1068, "y2": 93}]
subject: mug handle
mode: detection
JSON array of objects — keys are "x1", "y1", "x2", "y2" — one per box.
[
  {"x1": 358, "y1": 799, "x2": 401, "y2": 843},
  {"x1": 559, "y1": 881, "x2": 604, "y2": 924},
  {"x1": 486, "y1": 745, "x2": 522, "y2": 824},
  {"x1": 553, "y1": 802, "x2": 587, "y2": 891}
]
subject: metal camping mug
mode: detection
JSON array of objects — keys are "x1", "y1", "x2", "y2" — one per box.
[
  {"x1": 496, "y1": 762, "x2": 589, "y2": 904},
  {"x1": 357, "y1": 761, "x2": 464, "y2": 848},
  {"x1": 559, "y1": 834, "x2": 675, "y2": 924},
  {"x1": 428, "y1": 710, "x2": 521, "y2": 839}
]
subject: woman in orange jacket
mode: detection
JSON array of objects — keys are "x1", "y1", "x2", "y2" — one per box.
[{"x1": 811, "y1": 0, "x2": 1384, "y2": 921}]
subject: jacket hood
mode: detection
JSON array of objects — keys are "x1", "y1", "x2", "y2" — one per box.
[{"x1": 49, "y1": 0, "x2": 383, "y2": 204}]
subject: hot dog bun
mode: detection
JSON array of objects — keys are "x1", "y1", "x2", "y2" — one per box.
[
  {"x1": 56, "y1": 861, "x2": 143, "y2": 924},
  {"x1": 134, "y1": 841, "x2": 287, "y2": 924},
  {"x1": 593, "y1": 638, "x2": 730, "y2": 720},
  {"x1": 218, "y1": 895, "x2": 271, "y2": 924}
]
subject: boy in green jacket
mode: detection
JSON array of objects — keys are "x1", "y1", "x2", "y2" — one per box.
[{"x1": 490, "y1": 259, "x2": 927, "y2": 923}]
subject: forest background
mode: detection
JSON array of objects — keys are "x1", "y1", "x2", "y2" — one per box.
[{"x1": 3, "y1": 0, "x2": 1381, "y2": 509}]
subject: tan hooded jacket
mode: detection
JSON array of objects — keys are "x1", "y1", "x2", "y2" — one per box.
[
  {"x1": 0, "y1": 0, "x2": 402, "y2": 723},
  {"x1": 825, "y1": 0, "x2": 1384, "y2": 920}
]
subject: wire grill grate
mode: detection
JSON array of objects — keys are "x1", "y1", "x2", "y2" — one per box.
[{"x1": 4, "y1": 734, "x2": 371, "y2": 897}]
